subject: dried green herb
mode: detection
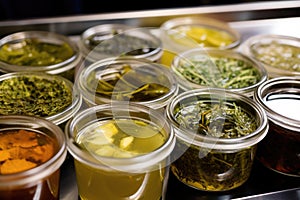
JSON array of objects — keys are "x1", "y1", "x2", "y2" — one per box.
[
  {"x1": 94, "y1": 64, "x2": 170, "y2": 101},
  {"x1": 176, "y1": 56, "x2": 260, "y2": 89},
  {"x1": 0, "y1": 75, "x2": 72, "y2": 117},
  {"x1": 0, "y1": 38, "x2": 74, "y2": 66}
]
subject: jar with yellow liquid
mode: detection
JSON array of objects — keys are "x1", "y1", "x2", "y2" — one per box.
[
  {"x1": 65, "y1": 103, "x2": 176, "y2": 200},
  {"x1": 160, "y1": 16, "x2": 241, "y2": 53}
]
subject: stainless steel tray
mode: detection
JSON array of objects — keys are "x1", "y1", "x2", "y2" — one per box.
[{"x1": 0, "y1": 1, "x2": 299, "y2": 199}]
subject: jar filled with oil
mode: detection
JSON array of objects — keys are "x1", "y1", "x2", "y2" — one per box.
[{"x1": 65, "y1": 103, "x2": 176, "y2": 200}]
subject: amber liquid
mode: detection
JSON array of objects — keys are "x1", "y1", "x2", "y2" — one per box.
[{"x1": 0, "y1": 170, "x2": 60, "y2": 200}]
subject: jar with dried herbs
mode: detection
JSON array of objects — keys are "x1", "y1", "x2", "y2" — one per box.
[
  {"x1": 0, "y1": 72, "x2": 82, "y2": 125},
  {"x1": 166, "y1": 88, "x2": 268, "y2": 191}
]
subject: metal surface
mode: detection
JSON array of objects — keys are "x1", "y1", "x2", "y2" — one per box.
[
  {"x1": 0, "y1": 1, "x2": 299, "y2": 199},
  {"x1": 0, "y1": 1, "x2": 300, "y2": 36}
]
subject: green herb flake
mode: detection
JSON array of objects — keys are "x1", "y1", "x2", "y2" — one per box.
[{"x1": 0, "y1": 75, "x2": 72, "y2": 117}]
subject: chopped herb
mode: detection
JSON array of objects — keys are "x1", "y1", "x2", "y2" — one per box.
[
  {"x1": 0, "y1": 75, "x2": 72, "y2": 117},
  {"x1": 175, "y1": 56, "x2": 260, "y2": 89}
]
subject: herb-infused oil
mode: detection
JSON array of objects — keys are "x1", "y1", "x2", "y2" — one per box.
[{"x1": 167, "y1": 88, "x2": 268, "y2": 191}]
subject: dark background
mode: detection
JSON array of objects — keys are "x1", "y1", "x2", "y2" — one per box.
[{"x1": 0, "y1": 0, "x2": 279, "y2": 21}]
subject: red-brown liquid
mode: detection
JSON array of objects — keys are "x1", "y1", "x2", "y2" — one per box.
[{"x1": 256, "y1": 120, "x2": 300, "y2": 176}]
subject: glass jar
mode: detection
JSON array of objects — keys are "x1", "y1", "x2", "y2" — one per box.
[
  {"x1": 171, "y1": 48, "x2": 268, "y2": 97},
  {"x1": 76, "y1": 57, "x2": 178, "y2": 110},
  {"x1": 65, "y1": 103, "x2": 176, "y2": 200},
  {"x1": 254, "y1": 76, "x2": 300, "y2": 177},
  {"x1": 160, "y1": 16, "x2": 241, "y2": 54},
  {"x1": 0, "y1": 71, "x2": 82, "y2": 126},
  {"x1": 241, "y1": 34, "x2": 300, "y2": 78},
  {"x1": 0, "y1": 115, "x2": 67, "y2": 200},
  {"x1": 0, "y1": 31, "x2": 82, "y2": 82},
  {"x1": 166, "y1": 88, "x2": 269, "y2": 191},
  {"x1": 78, "y1": 24, "x2": 163, "y2": 63}
]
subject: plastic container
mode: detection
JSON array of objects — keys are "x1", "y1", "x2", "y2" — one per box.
[
  {"x1": 76, "y1": 57, "x2": 178, "y2": 110},
  {"x1": 65, "y1": 103, "x2": 176, "y2": 200},
  {"x1": 0, "y1": 71, "x2": 82, "y2": 126},
  {"x1": 160, "y1": 16, "x2": 241, "y2": 53},
  {"x1": 171, "y1": 48, "x2": 268, "y2": 97},
  {"x1": 78, "y1": 24, "x2": 163, "y2": 62},
  {"x1": 166, "y1": 88, "x2": 269, "y2": 191},
  {"x1": 241, "y1": 34, "x2": 300, "y2": 78},
  {"x1": 0, "y1": 115, "x2": 67, "y2": 200},
  {"x1": 254, "y1": 76, "x2": 300, "y2": 177},
  {"x1": 0, "y1": 31, "x2": 82, "y2": 82}
]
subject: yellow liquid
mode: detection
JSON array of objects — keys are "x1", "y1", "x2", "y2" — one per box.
[
  {"x1": 75, "y1": 119, "x2": 168, "y2": 199},
  {"x1": 168, "y1": 25, "x2": 235, "y2": 48},
  {"x1": 75, "y1": 160, "x2": 165, "y2": 200}
]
